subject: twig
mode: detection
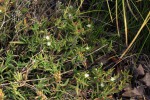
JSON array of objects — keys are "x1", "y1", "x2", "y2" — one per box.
[{"x1": 86, "y1": 44, "x2": 108, "y2": 56}]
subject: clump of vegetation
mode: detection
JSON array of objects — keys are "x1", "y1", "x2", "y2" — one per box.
[{"x1": 0, "y1": 0, "x2": 149, "y2": 99}]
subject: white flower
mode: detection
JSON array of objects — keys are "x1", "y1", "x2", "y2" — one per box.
[
  {"x1": 84, "y1": 73, "x2": 89, "y2": 78},
  {"x1": 57, "y1": 1, "x2": 62, "y2": 7},
  {"x1": 100, "y1": 62, "x2": 103, "y2": 66},
  {"x1": 47, "y1": 42, "x2": 51, "y2": 46},
  {"x1": 85, "y1": 46, "x2": 90, "y2": 50},
  {"x1": 100, "y1": 83, "x2": 104, "y2": 87},
  {"x1": 68, "y1": 13, "x2": 72, "y2": 19},
  {"x1": 15, "y1": 10, "x2": 22, "y2": 17},
  {"x1": 32, "y1": 60, "x2": 36, "y2": 63},
  {"x1": 57, "y1": 1, "x2": 62, "y2": 5},
  {"x1": 68, "y1": 14, "x2": 72, "y2": 17},
  {"x1": 110, "y1": 77, "x2": 115, "y2": 81},
  {"x1": 0, "y1": 9, "x2": 2, "y2": 13},
  {"x1": 45, "y1": 35, "x2": 50, "y2": 40},
  {"x1": 86, "y1": 24, "x2": 91, "y2": 28},
  {"x1": 69, "y1": 6, "x2": 73, "y2": 9}
]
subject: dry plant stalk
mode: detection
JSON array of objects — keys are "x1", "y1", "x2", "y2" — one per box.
[
  {"x1": 120, "y1": 12, "x2": 150, "y2": 58},
  {"x1": 122, "y1": 0, "x2": 128, "y2": 46}
]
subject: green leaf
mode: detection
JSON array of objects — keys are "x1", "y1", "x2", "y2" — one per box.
[{"x1": 59, "y1": 79, "x2": 69, "y2": 87}]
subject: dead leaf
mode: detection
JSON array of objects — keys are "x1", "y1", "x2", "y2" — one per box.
[
  {"x1": 140, "y1": 73, "x2": 150, "y2": 87},
  {"x1": 122, "y1": 86, "x2": 144, "y2": 97},
  {"x1": 133, "y1": 86, "x2": 144, "y2": 95},
  {"x1": 0, "y1": 0, "x2": 4, "y2": 3},
  {"x1": 136, "y1": 64, "x2": 145, "y2": 76},
  {"x1": 94, "y1": 98, "x2": 100, "y2": 100},
  {"x1": 0, "y1": 89, "x2": 4, "y2": 100},
  {"x1": 123, "y1": 84, "x2": 132, "y2": 91}
]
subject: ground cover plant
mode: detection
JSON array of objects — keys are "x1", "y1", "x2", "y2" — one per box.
[{"x1": 0, "y1": 0, "x2": 149, "y2": 99}]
